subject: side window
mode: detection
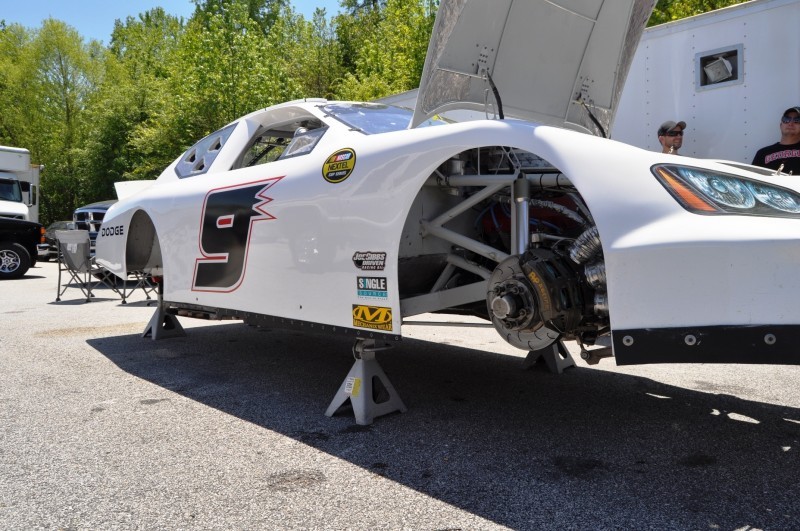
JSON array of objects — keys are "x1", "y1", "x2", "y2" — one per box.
[
  {"x1": 175, "y1": 123, "x2": 237, "y2": 178},
  {"x1": 695, "y1": 44, "x2": 743, "y2": 91},
  {"x1": 278, "y1": 127, "x2": 327, "y2": 160},
  {"x1": 241, "y1": 131, "x2": 291, "y2": 167},
  {"x1": 235, "y1": 118, "x2": 326, "y2": 169}
]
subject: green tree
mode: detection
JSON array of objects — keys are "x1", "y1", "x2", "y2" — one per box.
[
  {"x1": 0, "y1": 22, "x2": 33, "y2": 145},
  {"x1": 80, "y1": 8, "x2": 185, "y2": 186},
  {"x1": 1, "y1": 19, "x2": 103, "y2": 223},
  {"x1": 334, "y1": 0, "x2": 436, "y2": 100},
  {"x1": 648, "y1": 0, "x2": 749, "y2": 26},
  {"x1": 280, "y1": 7, "x2": 343, "y2": 99},
  {"x1": 158, "y1": 0, "x2": 298, "y2": 147},
  {"x1": 193, "y1": 0, "x2": 290, "y2": 36}
]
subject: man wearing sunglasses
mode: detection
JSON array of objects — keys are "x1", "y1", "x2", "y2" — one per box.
[
  {"x1": 657, "y1": 120, "x2": 686, "y2": 155},
  {"x1": 751, "y1": 106, "x2": 800, "y2": 175}
]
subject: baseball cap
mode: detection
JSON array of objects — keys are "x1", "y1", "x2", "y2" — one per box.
[
  {"x1": 783, "y1": 106, "x2": 800, "y2": 116},
  {"x1": 658, "y1": 120, "x2": 686, "y2": 136}
]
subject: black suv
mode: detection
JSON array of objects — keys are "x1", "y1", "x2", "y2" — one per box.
[{"x1": 0, "y1": 217, "x2": 44, "y2": 279}]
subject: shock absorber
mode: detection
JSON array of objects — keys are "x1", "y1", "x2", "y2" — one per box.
[{"x1": 512, "y1": 174, "x2": 530, "y2": 254}]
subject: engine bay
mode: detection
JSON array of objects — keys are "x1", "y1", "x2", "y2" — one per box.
[{"x1": 399, "y1": 146, "x2": 610, "y2": 354}]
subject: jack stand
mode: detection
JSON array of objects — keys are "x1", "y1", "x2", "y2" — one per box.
[
  {"x1": 142, "y1": 282, "x2": 185, "y2": 340},
  {"x1": 523, "y1": 340, "x2": 576, "y2": 374},
  {"x1": 325, "y1": 338, "x2": 407, "y2": 425}
]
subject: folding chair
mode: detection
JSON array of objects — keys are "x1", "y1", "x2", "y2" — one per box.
[
  {"x1": 118, "y1": 270, "x2": 157, "y2": 304},
  {"x1": 55, "y1": 230, "x2": 121, "y2": 302}
]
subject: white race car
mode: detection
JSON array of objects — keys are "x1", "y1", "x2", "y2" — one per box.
[{"x1": 96, "y1": 1, "x2": 800, "y2": 420}]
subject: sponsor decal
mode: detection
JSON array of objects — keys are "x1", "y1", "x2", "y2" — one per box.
[
  {"x1": 192, "y1": 177, "x2": 282, "y2": 292},
  {"x1": 357, "y1": 276, "x2": 388, "y2": 299},
  {"x1": 527, "y1": 271, "x2": 552, "y2": 314},
  {"x1": 323, "y1": 148, "x2": 356, "y2": 183},
  {"x1": 100, "y1": 225, "x2": 125, "y2": 238},
  {"x1": 352, "y1": 304, "x2": 393, "y2": 331},
  {"x1": 352, "y1": 251, "x2": 386, "y2": 271}
]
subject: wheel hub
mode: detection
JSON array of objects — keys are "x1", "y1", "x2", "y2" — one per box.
[
  {"x1": 489, "y1": 278, "x2": 537, "y2": 329},
  {"x1": 1, "y1": 250, "x2": 20, "y2": 272}
]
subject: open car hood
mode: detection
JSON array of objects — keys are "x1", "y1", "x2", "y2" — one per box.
[{"x1": 411, "y1": 0, "x2": 655, "y2": 136}]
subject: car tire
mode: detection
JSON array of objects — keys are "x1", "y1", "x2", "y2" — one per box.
[{"x1": 0, "y1": 242, "x2": 32, "y2": 280}]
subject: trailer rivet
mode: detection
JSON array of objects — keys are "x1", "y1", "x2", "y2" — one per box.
[
  {"x1": 685, "y1": 334, "x2": 697, "y2": 346},
  {"x1": 622, "y1": 335, "x2": 634, "y2": 346},
  {"x1": 764, "y1": 334, "x2": 776, "y2": 345}
]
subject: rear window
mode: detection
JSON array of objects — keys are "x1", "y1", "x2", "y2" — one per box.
[{"x1": 175, "y1": 123, "x2": 237, "y2": 178}]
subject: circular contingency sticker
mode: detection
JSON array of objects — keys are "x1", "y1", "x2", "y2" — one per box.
[{"x1": 323, "y1": 148, "x2": 356, "y2": 183}]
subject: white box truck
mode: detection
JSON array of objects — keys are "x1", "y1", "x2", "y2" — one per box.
[
  {"x1": 611, "y1": 0, "x2": 800, "y2": 163},
  {"x1": 0, "y1": 145, "x2": 41, "y2": 222}
]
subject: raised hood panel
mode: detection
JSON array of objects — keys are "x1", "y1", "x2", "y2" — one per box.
[{"x1": 411, "y1": 0, "x2": 655, "y2": 135}]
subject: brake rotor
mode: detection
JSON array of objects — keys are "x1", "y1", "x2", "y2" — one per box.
[{"x1": 486, "y1": 255, "x2": 561, "y2": 351}]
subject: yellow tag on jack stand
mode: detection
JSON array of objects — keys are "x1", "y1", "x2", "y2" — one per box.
[{"x1": 345, "y1": 377, "x2": 362, "y2": 397}]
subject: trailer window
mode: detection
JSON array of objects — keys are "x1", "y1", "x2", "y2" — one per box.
[{"x1": 695, "y1": 45, "x2": 743, "y2": 91}]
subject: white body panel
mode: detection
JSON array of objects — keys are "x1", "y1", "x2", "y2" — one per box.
[
  {"x1": 114, "y1": 180, "x2": 155, "y2": 201},
  {"x1": 97, "y1": 102, "x2": 800, "y2": 333},
  {"x1": 612, "y1": 0, "x2": 800, "y2": 161}
]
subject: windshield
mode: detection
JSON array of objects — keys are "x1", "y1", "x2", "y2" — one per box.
[
  {"x1": 0, "y1": 178, "x2": 22, "y2": 202},
  {"x1": 322, "y1": 103, "x2": 445, "y2": 134}
]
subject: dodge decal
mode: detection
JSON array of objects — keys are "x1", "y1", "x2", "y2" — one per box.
[
  {"x1": 193, "y1": 177, "x2": 282, "y2": 292},
  {"x1": 100, "y1": 225, "x2": 125, "y2": 237}
]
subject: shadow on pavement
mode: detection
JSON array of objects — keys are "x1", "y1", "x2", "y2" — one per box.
[{"x1": 88, "y1": 323, "x2": 800, "y2": 530}]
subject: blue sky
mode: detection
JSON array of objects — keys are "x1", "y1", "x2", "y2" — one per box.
[{"x1": 0, "y1": 0, "x2": 342, "y2": 44}]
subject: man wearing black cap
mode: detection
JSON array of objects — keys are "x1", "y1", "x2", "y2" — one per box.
[
  {"x1": 751, "y1": 107, "x2": 800, "y2": 175},
  {"x1": 657, "y1": 120, "x2": 686, "y2": 155}
]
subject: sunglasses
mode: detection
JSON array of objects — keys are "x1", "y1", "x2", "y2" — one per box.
[
  {"x1": 665, "y1": 131, "x2": 684, "y2": 137},
  {"x1": 782, "y1": 116, "x2": 800, "y2": 124}
]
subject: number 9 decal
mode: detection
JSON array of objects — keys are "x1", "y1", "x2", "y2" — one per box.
[{"x1": 192, "y1": 177, "x2": 282, "y2": 291}]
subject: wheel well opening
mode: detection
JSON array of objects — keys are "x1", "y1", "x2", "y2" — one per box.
[
  {"x1": 397, "y1": 145, "x2": 608, "y2": 351},
  {"x1": 126, "y1": 210, "x2": 162, "y2": 273}
]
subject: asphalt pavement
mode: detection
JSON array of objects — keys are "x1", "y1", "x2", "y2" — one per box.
[{"x1": 1, "y1": 260, "x2": 799, "y2": 530}]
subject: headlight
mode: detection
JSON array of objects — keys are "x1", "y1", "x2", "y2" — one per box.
[
  {"x1": 652, "y1": 164, "x2": 800, "y2": 217},
  {"x1": 746, "y1": 181, "x2": 800, "y2": 213}
]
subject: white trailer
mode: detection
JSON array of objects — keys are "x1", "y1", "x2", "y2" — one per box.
[
  {"x1": 611, "y1": 0, "x2": 800, "y2": 162},
  {"x1": 0, "y1": 145, "x2": 41, "y2": 222}
]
